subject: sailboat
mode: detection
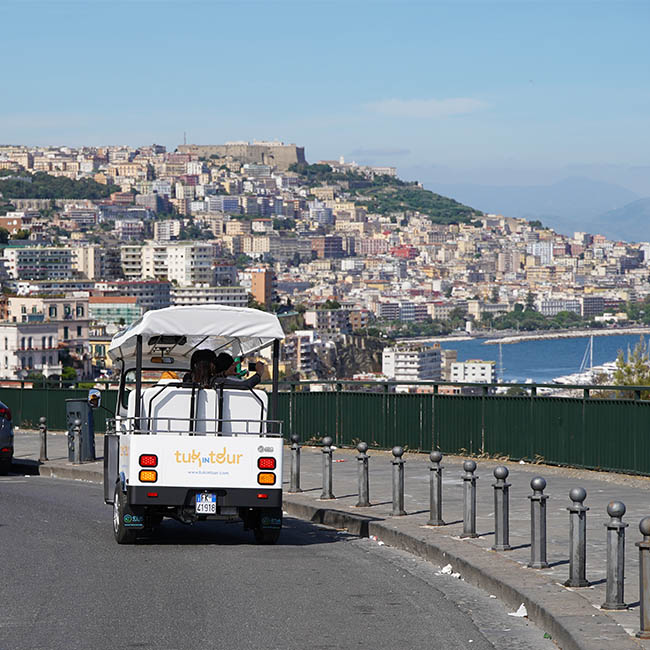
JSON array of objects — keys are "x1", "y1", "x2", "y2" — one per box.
[{"x1": 552, "y1": 336, "x2": 595, "y2": 385}]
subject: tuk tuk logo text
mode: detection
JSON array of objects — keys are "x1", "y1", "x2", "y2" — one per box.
[{"x1": 174, "y1": 449, "x2": 243, "y2": 468}]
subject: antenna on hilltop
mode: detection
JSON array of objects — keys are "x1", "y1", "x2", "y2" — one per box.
[{"x1": 183, "y1": 131, "x2": 187, "y2": 146}]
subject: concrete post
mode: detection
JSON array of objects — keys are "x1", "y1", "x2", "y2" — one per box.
[
  {"x1": 528, "y1": 477, "x2": 549, "y2": 568},
  {"x1": 391, "y1": 446, "x2": 406, "y2": 516},
  {"x1": 427, "y1": 451, "x2": 445, "y2": 526},
  {"x1": 461, "y1": 460, "x2": 478, "y2": 538},
  {"x1": 73, "y1": 418, "x2": 82, "y2": 465},
  {"x1": 289, "y1": 434, "x2": 302, "y2": 493},
  {"x1": 636, "y1": 517, "x2": 650, "y2": 639},
  {"x1": 492, "y1": 466, "x2": 511, "y2": 551},
  {"x1": 38, "y1": 416, "x2": 48, "y2": 462},
  {"x1": 602, "y1": 501, "x2": 628, "y2": 610},
  {"x1": 320, "y1": 436, "x2": 334, "y2": 500},
  {"x1": 356, "y1": 442, "x2": 370, "y2": 507},
  {"x1": 565, "y1": 487, "x2": 589, "y2": 587}
]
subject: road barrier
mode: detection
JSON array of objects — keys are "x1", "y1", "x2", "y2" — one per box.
[
  {"x1": 461, "y1": 460, "x2": 478, "y2": 538},
  {"x1": 38, "y1": 416, "x2": 48, "y2": 462},
  {"x1": 492, "y1": 466, "x2": 511, "y2": 551},
  {"x1": 320, "y1": 436, "x2": 334, "y2": 500},
  {"x1": 289, "y1": 434, "x2": 302, "y2": 494},
  {"x1": 427, "y1": 451, "x2": 444, "y2": 526},
  {"x1": 391, "y1": 446, "x2": 406, "y2": 516},
  {"x1": 529, "y1": 477, "x2": 549, "y2": 569},
  {"x1": 355, "y1": 442, "x2": 370, "y2": 507},
  {"x1": 603, "y1": 501, "x2": 628, "y2": 610},
  {"x1": 566, "y1": 488, "x2": 589, "y2": 587}
]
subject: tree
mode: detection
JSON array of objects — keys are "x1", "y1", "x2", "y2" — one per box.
[
  {"x1": 61, "y1": 366, "x2": 77, "y2": 382},
  {"x1": 0, "y1": 227, "x2": 8, "y2": 244},
  {"x1": 613, "y1": 337, "x2": 650, "y2": 398},
  {"x1": 525, "y1": 291, "x2": 536, "y2": 311},
  {"x1": 490, "y1": 287, "x2": 500, "y2": 303},
  {"x1": 12, "y1": 229, "x2": 30, "y2": 240}
]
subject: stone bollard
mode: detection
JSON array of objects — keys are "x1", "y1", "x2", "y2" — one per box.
[
  {"x1": 461, "y1": 460, "x2": 478, "y2": 538},
  {"x1": 636, "y1": 517, "x2": 650, "y2": 639},
  {"x1": 73, "y1": 419, "x2": 82, "y2": 465},
  {"x1": 602, "y1": 501, "x2": 628, "y2": 610},
  {"x1": 356, "y1": 442, "x2": 370, "y2": 507},
  {"x1": 427, "y1": 451, "x2": 445, "y2": 526},
  {"x1": 289, "y1": 434, "x2": 302, "y2": 493},
  {"x1": 528, "y1": 477, "x2": 549, "y2": 568},
  {"x1": 565, "y1": 487, "x2": 589, "y2": 587},
  {"x1": 391, "y1": 446, "x2": 406, "y2": 516},
  {"x1": 38, "y1": 416, "x2": 48, "y2": 462},
  {"x1": 492, "y1": 466, "x2": 511, "y2": 551},
  {"x1": 320, "y1": 436, "x2": 334, "y2": 499}
]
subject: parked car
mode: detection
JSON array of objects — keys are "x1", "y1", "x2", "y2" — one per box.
[{"x1": 0, "y1": 401, "x2": 13, "y2": 474}]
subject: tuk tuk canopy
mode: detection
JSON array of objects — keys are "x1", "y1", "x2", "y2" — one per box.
[{"x1": 108, "y1": 305, "x2": 285, "y2": 365}]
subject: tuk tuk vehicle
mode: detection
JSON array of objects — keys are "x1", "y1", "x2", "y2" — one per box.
[{"x1": 96, "y1": 305, "x2": 285, "y2": 545}]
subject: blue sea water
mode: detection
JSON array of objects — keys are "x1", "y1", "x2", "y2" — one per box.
[{"x1": 437, "y1": 333, "x2": 649, "y2": 383}]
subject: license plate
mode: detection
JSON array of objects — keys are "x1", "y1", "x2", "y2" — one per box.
[{"x1": 195, "y1": 493, "x2": 216, "y2": 514}]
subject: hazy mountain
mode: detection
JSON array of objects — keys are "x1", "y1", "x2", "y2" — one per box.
[
  {"x1": 590, "y1": 198, "x2": 650, "y2": 242},
  {"x1": 424, "y1": 177, "x2": 639, "y2": 237}
]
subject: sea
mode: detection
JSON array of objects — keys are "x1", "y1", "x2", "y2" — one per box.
[{"x1": 437, "y1": 333, "x2": 649, "y2": 384}]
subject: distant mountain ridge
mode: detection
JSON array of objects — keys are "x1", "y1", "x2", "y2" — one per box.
[
  {"x1": 424, "y1": 176, "x2": 640, "y2": 237},
  {"x1": 591, "y1": 198, "x2": 650, "y2": 242}
]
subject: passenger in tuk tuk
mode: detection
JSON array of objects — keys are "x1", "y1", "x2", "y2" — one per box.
[
  {"x1": 214, "y1": 352, "x2": 265, "y2": 389},
  {"x1": 183, "y1": 349, "x2": 218, "y2": 387}
]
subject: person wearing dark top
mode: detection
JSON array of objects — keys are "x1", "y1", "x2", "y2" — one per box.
[
  {"x1": 213, "y1": 352, "x2": 265, "y2": 389},
  {"x1": 183, "y1": 349, "x2": 218, "y2": 387}
]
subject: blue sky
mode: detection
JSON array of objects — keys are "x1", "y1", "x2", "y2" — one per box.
[{"x1": 2, "y1": 0, "x2": 649, "y2": 193}]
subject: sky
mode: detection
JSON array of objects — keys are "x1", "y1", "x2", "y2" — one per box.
[{"x1": 1, "y1": 0, "x2": 649, "y2": 194}]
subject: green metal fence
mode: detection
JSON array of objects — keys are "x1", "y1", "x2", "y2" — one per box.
[{"x1": 3, "y1": 381, "x2": 650, "y2": 475}]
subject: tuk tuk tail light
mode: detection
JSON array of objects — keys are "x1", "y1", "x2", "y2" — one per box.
[
  {"x1": 257, "y1": 472, "x2": 276, "y2": 485},
  {"x1": 139, "y1": 470, "x2": 157, "y2": 482},
  {"x1": 139, "y1": 454, "x2": 158, "y2": 467},
  {"x1": 257, "y1": 457, "x2": 276, "y2": 470}
]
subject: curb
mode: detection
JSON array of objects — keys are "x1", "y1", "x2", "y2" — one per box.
[
  {"x1": 12, "y1": 460, "x2": 641, "y2": 649},
  {"x1": 281, "y1": 497, "x2": 642, "y2": 650}
]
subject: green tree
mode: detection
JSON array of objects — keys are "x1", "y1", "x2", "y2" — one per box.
[
  {"x1": 12, "y1": 229, "x2": 30, "y2": 240},
  {"x1": 0, "y1": 227, "x2": 9, "y2": 244},
  {"x1": 613, "y1": 338, "x2": 650, "y2": 398},
  {"x1": 61, "y1": 366, "x2": 77, "y2": 382},
  {"x1": 525, "y1": 291, "x2": 536, "y2": 311}
]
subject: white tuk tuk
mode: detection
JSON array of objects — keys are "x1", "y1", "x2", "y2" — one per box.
[{"x1": 96, "y1": 305, "x2": 285, "y2": 545}]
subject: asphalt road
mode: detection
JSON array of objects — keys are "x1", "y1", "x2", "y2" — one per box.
[{"x1": 0, "y1": 475, "x2": 555, "y2": 650}]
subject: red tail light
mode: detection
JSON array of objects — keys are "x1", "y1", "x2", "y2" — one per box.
[
  {"x1": 139, "y1": 454, "x2": 158, "y2": 467},
  {"x1": 0, "y1": 406, "x2": 12, "y2": 421},
  {"x1": 147, "y1": 492, "x2": 158, "y2": 498},
  {"x1": 257, "y1": 457, "x2": 276, "y2": 470},
  {"x1": 257, "y1": 493, "x2": 269, "y2": 499},
  {"x1": 0, "y1": 447, "x2": 10, "y2": 453}
]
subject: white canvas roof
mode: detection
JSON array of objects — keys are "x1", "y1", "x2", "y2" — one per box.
[{"x1": 108, "y1": 305, "x2": 284, "y2": 363}]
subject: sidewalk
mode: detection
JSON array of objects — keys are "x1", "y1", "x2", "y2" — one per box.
[{"x1": 12, "y1": 431, "x2": 650, "y2": 650}]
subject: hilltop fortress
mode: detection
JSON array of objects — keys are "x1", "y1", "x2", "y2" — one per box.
[{"x1": 177, "y1": 140, "x2": 306, "y2": 171}]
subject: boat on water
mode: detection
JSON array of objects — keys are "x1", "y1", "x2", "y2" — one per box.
[{"x1": 551, "y1": 336, "x2": 617, "y2": 385}]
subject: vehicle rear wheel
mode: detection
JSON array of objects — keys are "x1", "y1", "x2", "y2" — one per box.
[
  {"x1": 252, "y1": 508, "x2": 282, "y2": 545},
  {"x1": 253, "y1": 527, "x2": 281, "y2": 545},
  {"x1": 113, "y1": 483, "x2": 137, "y2": 544},
  {"x1": 0, "y1": 458, "x2": 10, "y2": 476}
]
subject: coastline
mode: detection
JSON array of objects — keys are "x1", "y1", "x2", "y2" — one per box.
[
  {"x1": 481, "y1": 327, "x2": 650, "y2": 345},
  {"x1": 399, "y1": 327, "x2": 650, "y2": 346}
]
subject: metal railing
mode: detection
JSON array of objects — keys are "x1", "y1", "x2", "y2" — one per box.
[{"x1": 4, "y1": 378, "x2": 650, "y2": 475}]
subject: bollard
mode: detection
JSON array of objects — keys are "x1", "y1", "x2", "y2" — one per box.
[
  {"x1": 602, "y1": 501, "x2": 628, "y2": 610},
  {"x1": 636, "y1": 517, "x2": 650, "y2": 638},
  {"x1": 73, "y1": 418, "x2": 82, "y2": 465},
  {"x1": 356, "y1": 441, "x2": 370, "y2": 507},
  {"x1": 427, "y1": 451, "x2": 445, "y2": 526},
  {"x1": 38, "y1": 416, "x2": 48, "y2": 462},
  {"x1": 461, "y1": 460, "x2": 478, "y2": 538},
  {"x1": 565, "y1": 487, "x2": 589, "y2": 587},
  {"x1": 320, "y1": 436, "x2": 334, "y2": 499},
  {"x1": 528, "y1": 477, "x2": 549, "y2": 568},
  {"x1": 289, "y1": 434, "x2": 302, "y2": 493},
  {"x1": 492, "y1": 466, "x2": 511, "y2": 551},
  {"x1": 391, "y1": 446, "x2": 406, "y2": 516}
]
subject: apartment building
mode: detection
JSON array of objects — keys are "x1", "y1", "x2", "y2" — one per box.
[
  {"x1": 95, "y1": 280, "x2": 171, "y2": 311},
  {"x1": 450, "y1": 360, "x2": 496, "y2": 384},
  {"x1": 382, "y1": 345, "x2": 442, "y2": 382},
  {"x1": 89, "y1": 296, "x2": 143, "y2": 325},
  {"x1": 281, "y1": 330, "x2": 318, "y2": 374},
  {"x1": 304, "y1": 308, "x2": 350, "y2": 334},
  {"x1": 0, "y1": 322, "x2": 62, "y2": 379},
  {"x1": 170, "y1": 284, "x2": 248, "y2": 307},
  {"x1": 4, "y1": 246, "x2": 75, "y2": 280},
  {"x1": 250, "y1": 267, "x2": 275, "y2": 308}
]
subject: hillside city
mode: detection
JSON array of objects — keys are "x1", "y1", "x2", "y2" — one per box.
[{"x1": 0, "y1": 140, "x2": 648, "y2": 388}]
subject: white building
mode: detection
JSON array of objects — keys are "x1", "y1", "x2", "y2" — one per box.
[
  {"x1": 153, "y1": 219, "x2": 182, "y2": 241},
  {"x1": 0, "y1": 323, "x2": 62, "y2": 379},
  {"x1": 170, "y1": 284, "x2": 248, "y2": 307},
  {"x1": 4, "y1": 246, "x2": 75, "y2": 280},
  {"x1": 382, "y1": 345, "x2": 442, "y2": 383},
  {"x1": 450, "y1": 360, "x2": 496, "y2": 384}
]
